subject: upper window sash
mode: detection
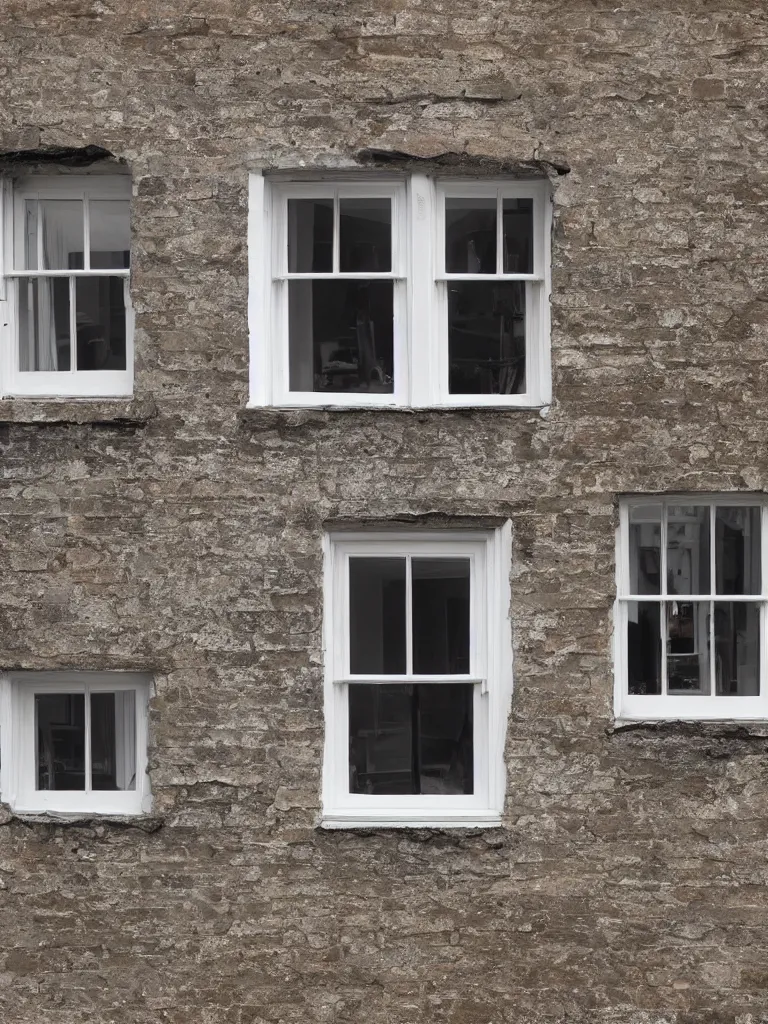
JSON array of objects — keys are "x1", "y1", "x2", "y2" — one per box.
[
  {"x1": 330, "y1": 538, "x2": 488, "y2": 684},
  {"x1": 271, "y1": 180, "x2": 407, "y2": 280},
  {"x1": 618, "y1": 497, "x2": 768, "y2": 601},
  {"x1": 435, "y1": 180, "x2": 549, "y2": 282}
]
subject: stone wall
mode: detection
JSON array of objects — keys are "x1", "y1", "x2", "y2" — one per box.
[{"x1": 2, "y1": 2, "x2": 768, "y2": 1021}]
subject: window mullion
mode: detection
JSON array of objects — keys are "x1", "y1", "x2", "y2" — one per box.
[
  {"x1": 332, "y1": 191, "x2": 340, "y2": 274},
  {"x1": 496, "y1": 190, "x2": 503, "y2": 275},
  {"x1": 69, "y1": 275, "x2": 77, "y2": 372},
  {"x1": 84, "y1": 681, "x2": 92, "y2": 794},
  {"x1": 405, "y1": 554, "x2": 413, "y2": 676},
  {"x1": 83, "y1": 197, "x2": 90, "y2": 271},
  {"x1": 709, "y1": 503, "x2": 716, "y2": 696}
]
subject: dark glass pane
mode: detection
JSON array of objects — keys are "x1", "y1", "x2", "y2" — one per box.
[
  {"x1": 339, "y1": 198, "x2": 391, "y2": 272},
  {"x1": 412, "y1": 559, "x2": 470, "y2": 674},
  {"x1": 445, "y1": 198, "x2": 496, "y2": 273},
  {"x1": 627, "y1": 602, "x2": 661, "y2": 694},
  {"x1": 75, "y1": 277, "x2": 127, "y2": 371},
  {"x1": 448, "y1": 281, "x2": 526, "y2": 395},
  {"x1": 715, "y1": 602, "x2": 759, "y2": 696},
  {"x1": 667, "y1": 601, "x2": 710, "y2": 695},
  {"x1": 349, "y1": 558, "x2": 406, "y2": 674},
  {"x1": 89, "y1": 200, "x2": 130, "y2": 269},
  {"x1": 36, "y1": 693, "x2": 85, "y2": 791},
  {"x1": 348, "y1": 683, "x2": 473, "y2": 795},
  {"x1": 287, "y1": 198, "x2": 333, "y2": 273},
  {"x1": 18, "y1": 277, "x2": 71, "y2": 371},
  {"x1": 629, "y1": 504, "x2": 662, "y2": 595},
  {"x1": 502, "y1": 198, "x2": 533, "y2": 273},
  {"x1": 288, "y1": 279, "x2": 394, "y2": 393},
  {"x1": 40, "y1": 199, "x2": 84, "y2": 270},
  {"x1": 667, "y1": 505, "x2": 710, "y2": 595},
  {"x1": 91, "y1": 691, "x2": 136, "y2": 791},
  {"x1": 716, "y1": 507, "x2": 761, "y2": 595}
]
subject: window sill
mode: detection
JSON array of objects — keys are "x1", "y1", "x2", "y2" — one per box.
[
  {"x1": 320, "y1": 812, "x2": 503, "y2": 829},
  {"x1": 609, "y1": 718, "x2": 768, "y2": 737},
  {"x1": 239, "y1": 404, "x2": 549, "y2": 426},
  {"x1": 0, "y1": 807, "x2": 162, "y2": 831},
  {"x1": 0, "y1": 396, "x2": 156, "y2": 426}
]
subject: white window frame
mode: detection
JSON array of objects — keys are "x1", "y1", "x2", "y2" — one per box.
[
  {"x1": 322, "y1": 526, "x2": 512, "y2": 828},
  {"x1": 0, "y1": 174, "x2": 134, "y2": 398},
  {"x1": 248, "y1": 172, "x2": 552, "y2": 410},
  {"x1": 0, "y1": 671, "x2": 151, "y2": 815},
  {"x1": 615, "y1": 496, "x2": 768, "y2": 721}
]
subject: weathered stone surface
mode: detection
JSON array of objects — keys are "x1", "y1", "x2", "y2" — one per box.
[{"x1": 2, "y1": 2, "x2": 768, "y2": 1021}]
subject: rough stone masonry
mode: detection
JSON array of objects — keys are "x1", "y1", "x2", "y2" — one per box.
[{"x1": 2, "y1": 2, "x2": 768, "y2": 1022}]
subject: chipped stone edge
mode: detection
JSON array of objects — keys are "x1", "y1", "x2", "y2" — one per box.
[
  {"x1": 608, "y1": 719, "x2": 768, "y2": 739},
  {"x1": 0, "y1": 397, "x2": 158, "y2": 427}
]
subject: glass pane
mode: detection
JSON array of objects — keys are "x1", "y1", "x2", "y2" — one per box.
[
  {"x1": 628, "y1": 504, "x2": 662, "y2": 595},
  {"x1": 715, "y1": 602, "x2": 759, "y2": 696},
  {"x1": 667, "y1": 505, "x2": 710, "y2": 595},
  {"x1": 91, "y1": 691, "x2": 136, "y2": 790},
  {"x1": 412, "y1": 559, "x2": 470, "y2": 674},
  {"x1": 349, "y1": 558, "x2": 406, "y2": 675},
  {"x1": 667, "y1": 601, "x2": 710, "y2": 695},
  {"x1": 89, "y1": 200, "x2": 130, "y2": 269},
  {"x1": 448, "y1": 281, "x2": 526, "y2": 395},
  {"x1": 40, "y1": 199, "x2": 84, "y2": 270},
  {"x1": 18, "y1": 277, "x2": 71, "y2": 371},
  {"x1": 348, "y1": 683, "x2": 474, "y2": 795},
  {"x1": 445, "y1": 198, "x2": 496, "y2": 273},
  {"x1": 502, "y1": 198, "x2": 533, "y2": 273},
  {"x1": 716, "y1": 507, "x2": 761, "y2": 595},
  {"x1": 24, "y1": 199, "x2": 38, "y2": 270},
  {"x1": 36, "y1": 693, "x2": 85, "y2": 791},
  {"x1": 339, "y1": 198, "x2": 391, "y2": 272},
  {"x1": 75, "y1": 277, "x2": 127, "y2": 371},
  {"x1": 287, "y1": 198, "x2": 333, "y2": 273},
  {"x1": 288, "y1": 280, "x2": 394, "y2": 394},
  {"x1": 627, "y1": 602, "x2": 661, "y2": 694}
]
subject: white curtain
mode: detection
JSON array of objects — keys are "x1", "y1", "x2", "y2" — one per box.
[{"x1": 26, "y1": 206, "x2": 66, "y2": 371}]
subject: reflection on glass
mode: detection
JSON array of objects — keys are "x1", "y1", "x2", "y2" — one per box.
[
  {"x1": 667, "y1": 506, "x2": 710, "y2": 595},
  {"x1": 288, "y1": 280, "x2": 394, "y2": 393},
  {"x1": 349, "y1": 558, "x2": 406, "y2": 674},
  {"x1": 36, "y1": 694, "x2": 86, "y2": 790},
  {"x1": 445, "y1": 198, "x2": 496, "y2": 273},
  {"x1": 76, "y1": 277, "x2": 127, "y2": 371},
  {"x1": 716, "y1": 507, "x2": 761, "y2": 595},
  {"x1": 714, "y1": 602, "x2": 759, "y2": 696},
  {"x1": 348, "y1": 683, "x2": 473, "y2": 795},
  {"x1": 629, "y1": 505, "x2": 662, "y2": 595},
  {"x1": 24, "y1": 200, "x2": 38, "y2": 270},
  {"x1": 502, "y1": 198, "x2": 533, "y2": 273},
  {"x1": 287, "y1": 198, "x2": 333, "y2": 273},
  {"x1": 627, "y1": 602, "x2": 661, "y2": 694},
  {"x1": 18, "y1": 277, "x2": 71, "y2": 371},
  {"x1": 40, "y1": 199, "x2": 84, "y2": 270},
  {"x1": 91, "y1": 691, "x2": 136, "y2": 790},
  {"x1": 667, "y1": 601, "x2": 709, "y2": 694},
  {"x1": 448, "y1": 281, "x2": 526, "y2": 395},
  {"x1": 339, "y1": 198, "x2": 391, "y2": 272},
  {"x1": 89, "y1": 200, "x2": 131, "y2": 269},
  {"x1": 412, "y1": 559, "x2": 470, "y2": 674}
]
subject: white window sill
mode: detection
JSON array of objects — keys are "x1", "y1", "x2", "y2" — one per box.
[
  {"x1": 242, "y1": 402, "x2": 549, "y2": 415},
  {"x1": 320, "y1": 811, "x2": 503, "y2": 830}
]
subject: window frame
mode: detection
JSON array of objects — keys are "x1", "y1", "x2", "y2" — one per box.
[
  {"x1": 0, "y1": 671, "x2": 151, "y2": 815},
  {"x1": 615, "y1": 495, "x2": 768, "y2": 721},
  {"x1": 248, "y1": 172, "x2": 552, "y2": 410},
  {"x1": 322, "y1": 526, "x2": 513, "y2": 828},
  {"x1": 0, "y1": 173, "x2": 134, "y2": 399}
]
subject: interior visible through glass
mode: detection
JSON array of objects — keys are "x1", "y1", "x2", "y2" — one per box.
[
  {"x1": 667, "y1": 505, "x2": 710, "y2": 595},
  {"x1": 91, "y1": 691, "x2": 137, "y2": 790},
  {"x1": 40, "y1": 199, "x2": 84, "y2": 270},
  {"x1": 18, "y1": 277, "x2": 71, "y2": 371},
  {"x1": 502, "y1": 198, "x2": 534, "y2": 274},
  {"x1": 412, "y1": 559, "x2": 470, "y2": 674},
  {"x1": 627, "y1": 602, "x2": 661, "y2": 695},
  {"x1": 716, "y1": 507, "x2": 761, "y2": 595},
  {"x1": 448, "y1": 281, "x2": 526, "y2": 395},
  {"x1": 445, "y1": 198, "x2": 496, "y2": 273},
  {"x1": 348, "y1": 683, "x2": 474, "y2": 795},
  {"x1": 36, "y1": 693, "x2": 86, "y2": 790},
  {"x1": 76, "y1": 277, "x2": 127, "y2": 371},
  {"x1": 89, "y1": 200, "x2": 131, "y2": 269},
  {"x1": 666, "y1": 601, "x2": 710, "y2": 695},
  {"x1": 339, "y1": 198, "x2": 391, "y2": 272},
  {"x1": 288, "y1": 279, "x2": 394, "y2": 393},
  {"x1": 628, "y1": 504, "x2": 661, "y2": 595},
  {"x1": 349, "y1": 557, "x2": 406, "y2": 675},
  {"x1": 287, "y1": 198, "x2": 333, "y2": 273}
]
